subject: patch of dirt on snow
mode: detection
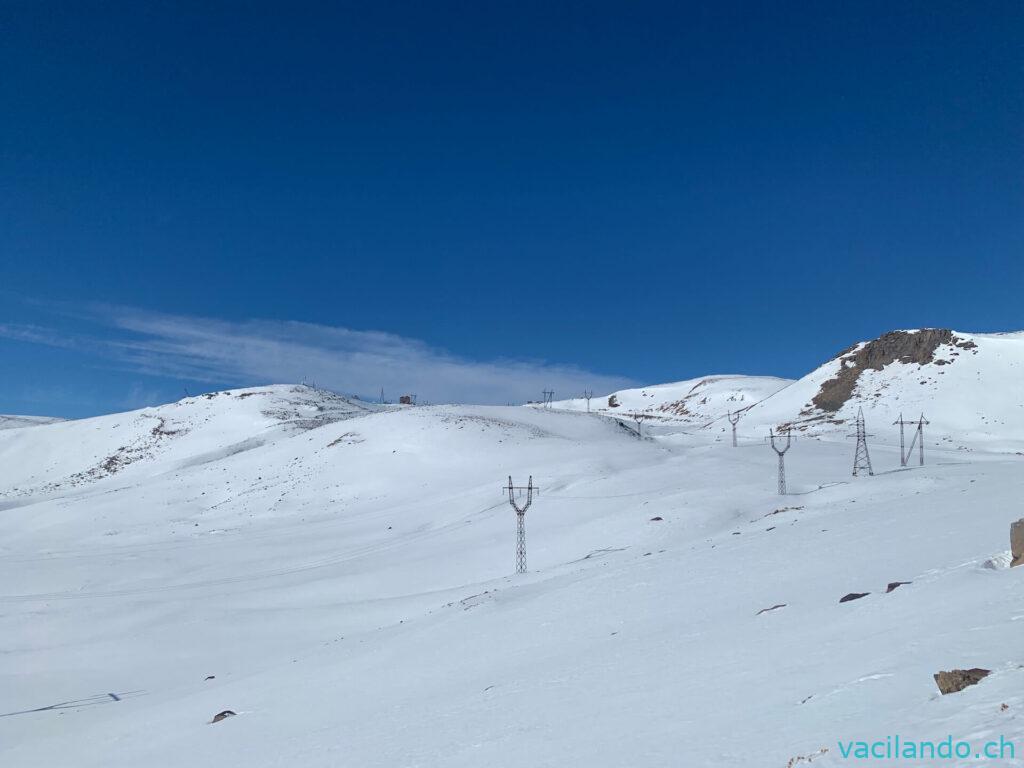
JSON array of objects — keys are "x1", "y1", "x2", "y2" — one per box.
[
  {"x1": 26, "y1": 416, "x2": 190, "y2": 495},
  {"x1": 655, "y1": 377, "x2": 751, "y2": 420}
]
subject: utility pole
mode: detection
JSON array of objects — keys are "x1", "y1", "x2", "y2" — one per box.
[
  {"x1": 542, "y1": 390, "x2": 554, "y2": 409},
  {"x1": 583, "y1": 389, "x2": 594, "y2": 413},
  {"x1": 893, "y1": 413, "x2": 929, "y2": 467},
  {"x1": 505, "y1": 476, "x2": 539, "y2": 574},
  {"x1": 767, "y1": 427, "x2": 794, "y2": 495},
  {"x1": 727, "y1": 410, "x2": 742, "y2": 447},
  {"x1": 850, "y1": 407, "x2": 874, "y2": 476},
  {"x1": 624, "y1": 412, "x2": 648, "y2": 439}
]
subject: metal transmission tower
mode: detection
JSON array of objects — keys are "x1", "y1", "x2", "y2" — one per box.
[
  {"x1": 727, "y1": 410, "x2": 742, "y2": 447},
  {"x1": 624, "y1": 412, "x2": 649, "y2": 439},
  {"x1": 506, "y1": 476, "x2": 539, "y2": 574},
  {"x1": 767, "y1": 428, "x2": 794, "y2": 495},
  {"x1": 583, "y1": 389, "x2": 594, "y2": 413},
  {"x1": 542, "y1": 390, "x2": 554, "y2": 409},
  {"x1": 893, "y1": 413, "x2": 929, "y2": 467},
  {"x1": 850, "y1": 407, "x2": 874, "y2": 476}
]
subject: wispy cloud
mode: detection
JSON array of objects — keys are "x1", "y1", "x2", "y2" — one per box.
[{"x1": 0, "y1": 305, "x2": 637, "y2": 405}]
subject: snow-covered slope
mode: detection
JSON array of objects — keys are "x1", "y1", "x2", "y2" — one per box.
[
  {"x1": 1, "y1": 359, "x2": 1023, "y2": 768},
  {"x1": 549, "y1": 374, "x2": 792, "y2": 426},
  {"x1": 739, "y1": 329, "x2": 1024, "y2": 450},
  {"x1": 0, "y1": 414, "x2": 63, "y2": 431},
  {"x1": 0, "y1": 385, "x2": 378, "y2": 502}
]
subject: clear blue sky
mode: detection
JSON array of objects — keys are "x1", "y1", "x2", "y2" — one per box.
[{"x1": 2, "y1": 2, "x2": 1022, "y2": 417}]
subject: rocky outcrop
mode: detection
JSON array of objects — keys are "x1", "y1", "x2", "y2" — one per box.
[
  {"x1": 811, "y1": 330, "x2": 976, "y2": 413},
  {"x1": 934, "y1": 668, "x2": 990, "y2": 695}
]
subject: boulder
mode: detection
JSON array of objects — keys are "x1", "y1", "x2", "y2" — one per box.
[
  {"x1": 934, "y1": 668, "x2": 990, "y2": 695},
  {"x1": 1011, "y1": 518, "x2": 1024, "y2": 567}
]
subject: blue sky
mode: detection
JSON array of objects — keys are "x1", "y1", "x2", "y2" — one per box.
[{"x1": 2, "y1": 2, "x2": 1022, "y2": 418}]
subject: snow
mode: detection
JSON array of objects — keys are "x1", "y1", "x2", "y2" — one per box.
[
  {"x1": 1, "y1": 344, "x2": 1023, "y2": 767},
  {"x1": 740, "y1": 330, "x2": 1024, "y2": 451},
  {"x1": 0, "y1": 414, "x2": 63, "y2": 431},
  {"x1": 547, "y1": 374, "x2": 792, "y2": 426}
]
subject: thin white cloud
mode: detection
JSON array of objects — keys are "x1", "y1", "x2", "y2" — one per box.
[{"x1": 0, "y1": 306, "x2": 637, "y2": 405}]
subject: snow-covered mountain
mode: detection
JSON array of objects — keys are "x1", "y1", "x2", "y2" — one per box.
[
  {"x1": 1, "y1": 334, "x2": 1022, "y2": 768},
  {"x1": 740, "y1": 329, "x2": 1024, "y2": 450}
]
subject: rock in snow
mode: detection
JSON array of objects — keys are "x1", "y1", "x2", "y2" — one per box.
[
  {"x1": 1011, "y1": 518, "x2": 1024, "y2": 567},
  {"x1": 934, "y1": 668, "x2": 991, "y2": 695}
]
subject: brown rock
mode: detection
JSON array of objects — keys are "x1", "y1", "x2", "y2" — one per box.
[
  {"x1": 811, "y1": 330, "x2": 971, "y2": 413},
  {"x1": 1011, "y1": 518, "x2": 1024, "y2": 567},
  {"x1": 934, "y1": 668, "x2": 990, "y2": 695}
]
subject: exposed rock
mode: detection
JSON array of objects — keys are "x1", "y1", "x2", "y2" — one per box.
[
  {"x1": 1011, "y1": 518, "x2": 1024, "y2": 567},
  {"x1": 934, "y1": 668, "x2": 990, "y2": 695},
  {"x1": 839, "y1": 592, "x2": 870, "y2": 603},
  {"x1": 811, "y1": 330, "x2": 974, "y2": 413},
  {"x1": 756, "y1": 603, "x2": 787, "y2": 615},
  {"x1": 649, "y1": 516, "x2": 663, "y2": 521},
  {"x1": 885, "y1": 581, "x2": 912, "y2": 593},
  {"x1": 210, "y1": 710, "x2": 236, "y2": 723},
  {"x1": 786, "y1": 747, "x2": 829, "y2": 767}
]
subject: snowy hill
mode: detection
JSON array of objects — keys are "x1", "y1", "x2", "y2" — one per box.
[
  {"x1": 548, "y1": 374, "x2": 792, "y2": 426},
  {"x1": 738, "y1": 329, "x2": 1024, "y2": 451},
  {"x1": 0, "y1": 385, "x2": 379, "y2": 503},
  {"x1": 1, "y1": 346, "x2": 1023, "y2": 767}
]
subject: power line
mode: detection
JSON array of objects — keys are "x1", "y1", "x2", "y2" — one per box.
[
  {"x1": 505, "y1": 476, "x2": 539, "y2": 574},
  {"x1": 850, "y1": 407, "x2": 874, "y2": 476},
  {"x1": 893, "y1": 412, "x2": 929, "y2": 467},
  {"x1": 766, "y1": 427, "x2": 794, "y2": 495},
  {"x1": 623, "y1": 411, "x2": 649, "y2": 439},
  {"x1": 727, "y1": 410, "x2": 742, "y2": 447}
]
